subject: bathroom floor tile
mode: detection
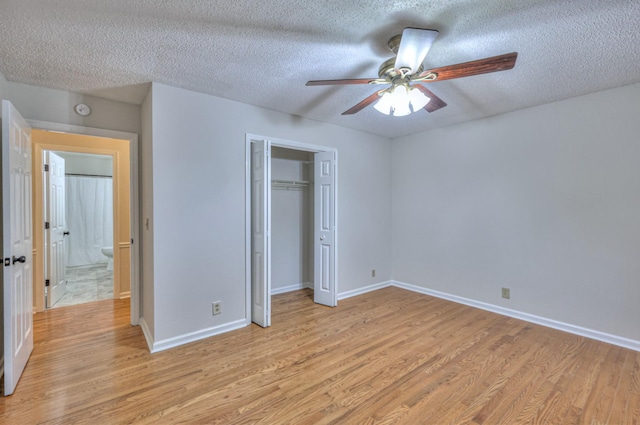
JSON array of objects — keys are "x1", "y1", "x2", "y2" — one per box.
[{"x1": 50, "y1": 264, "x2": 113, "y2": 309}]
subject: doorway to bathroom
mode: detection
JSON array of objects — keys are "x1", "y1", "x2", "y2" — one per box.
[
  {"x1": 31, "y1": 129, "x2": 134, "y2": 314},
  {"x1": 47, "y1": 151, "x2": 115, "y2": 308}
]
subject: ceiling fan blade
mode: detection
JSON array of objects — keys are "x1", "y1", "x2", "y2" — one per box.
[
  {"x1": 419, "y1": 52, "x2": 518, "y2": 81},
  {"x1": 413, "y1": 85, "x2": 447, "y2": 113},
  {"x1": 306, "y1": 78, "x2": 383, "y2": 86},
  {"x1": 342, "y1": 91, "x2": 383, "y2": 115},
  {"x1": 394, "y1": 28, "x2": 439, "y2": 74}
]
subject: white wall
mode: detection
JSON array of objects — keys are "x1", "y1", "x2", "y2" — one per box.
[
  {"x1": 0, "y1": 69, "x2": 8, "y2": 100},
  {"x1": 55, "y1": 152, "x2": 113, "y2": 176},
  {"x1": 147, "y1": 83, "x2": 392, "y2": 344},
  {"x1": 3, "y1": 81, "x2": 140, "y2": 134},
  {"x1": 392, "y1": 82, "x2": 640, "y2": 342}
]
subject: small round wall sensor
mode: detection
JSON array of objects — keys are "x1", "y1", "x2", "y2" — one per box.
[{"x1": 74, "y1": 103, "x2": 91, "y2": 116}]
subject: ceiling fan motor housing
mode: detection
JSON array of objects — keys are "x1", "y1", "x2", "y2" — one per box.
[{"x1": 378, "y1": 57, "x2": 424, "y2": 79}]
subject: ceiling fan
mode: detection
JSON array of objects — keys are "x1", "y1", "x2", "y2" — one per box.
[{"x1": 306, "y1": 28, "x2": 518, "y2": 117}]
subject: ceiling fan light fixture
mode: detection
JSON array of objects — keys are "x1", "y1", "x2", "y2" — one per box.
[
  {"x1": 409, "y1": 87, "x2": 431, "y2": 110},
  {"x1": 374, "y1": 85, "x2": 431, "y2": 117}
]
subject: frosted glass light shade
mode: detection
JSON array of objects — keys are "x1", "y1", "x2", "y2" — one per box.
[
  {"x1": 408, "y1": 88, "x2": 431, "y2": 110},
  {"x1": 374, "y1": 85, "x2": 431, "y2": 116}
]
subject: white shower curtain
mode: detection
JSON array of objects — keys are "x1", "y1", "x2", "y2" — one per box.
[{"x1": 65, "y1": 176, "x2": 114, "y2": 267}]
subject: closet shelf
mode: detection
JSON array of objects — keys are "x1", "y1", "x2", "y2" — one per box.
[{"x1": 271, "y1": 179, "x2": 312, "y2": 190}]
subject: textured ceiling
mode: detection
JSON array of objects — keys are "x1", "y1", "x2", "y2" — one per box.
[{"x1": 1, "y1": 0, "x2": 639, "y2": 138}]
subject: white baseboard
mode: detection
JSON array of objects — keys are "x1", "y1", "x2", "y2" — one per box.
[
  {"x1": 337, "y1": 279, "x2": 640, "y2": 352},
  {"x1": 271, "y1": 284, "x2": 301, "y2": 295},
  {"x1": 150, "y1": 319, "x2": 248, "y2": 353},
  {"x1": 392, "y1": 280, "x2": 640, "y2": 352},
  {"x1": 138, "y1": 317, "x2": 154, "y2": 352},
  {"x1": 139, "y1": 280, "x2": 640, "y2": 354},
  {"x1": 337, "y1": 281, "x2": 394, "y2": 300},
  {"x1": 271, "y1": 282, "x2": 311, "y2": 295}
]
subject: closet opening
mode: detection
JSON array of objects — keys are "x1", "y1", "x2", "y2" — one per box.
[
  {"x1": 270, "y1": 147, "x2": 314, "y2": 296},
  {"x1": 245, "y1": 135, "x2": 338, "y2": 328}
]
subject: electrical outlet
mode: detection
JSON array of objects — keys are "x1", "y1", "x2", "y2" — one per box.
[
  {"x1": 212, "y1": 301, "x2": 221, "y2": 315},
  {"x1": 371, "y1": 269, "x2": 376, "y2": 278},
  {"x1": 501, "y1": 287, "x2": 510, "y2": 299}
]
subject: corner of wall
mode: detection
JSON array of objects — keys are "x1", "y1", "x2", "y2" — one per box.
[
  {"x1": 138, "y1": 317, "x2": 155, "y2": 352},
  {"x1": 0, "y1": 69, "x2": 8, "y2": 100},
  {"x1": 139, "y1": 83, "x2": 155, "y2": 338}
]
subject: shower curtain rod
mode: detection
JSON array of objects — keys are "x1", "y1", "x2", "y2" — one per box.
[{"x1": 65, "y1": 173, "x2": 112, "y2": 178}]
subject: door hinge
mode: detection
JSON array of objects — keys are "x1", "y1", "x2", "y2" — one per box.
[
  {"x1": 4, "y1": 258, "x2": 10, "y2": 267},
  {"x1": 44, "y1": 164, "x2": 49, "y2": 172},
  {"x1": 131, "y1": 238, "x2": 134, "y2": 244},
  {"x1": 45, "y1": 279, "x2": 50, "y2": 287},
  {"x1": 44, "y1": 222, "x2": 50, "y2": 229}
]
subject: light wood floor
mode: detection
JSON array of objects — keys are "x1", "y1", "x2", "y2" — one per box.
[{"x1": 1, "y1": 287, "x2": 639, "y2": 424}]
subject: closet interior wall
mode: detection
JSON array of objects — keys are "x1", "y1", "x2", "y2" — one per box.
[{"x1": 271, "y1": 146, "x2": 314, "y2": 293}]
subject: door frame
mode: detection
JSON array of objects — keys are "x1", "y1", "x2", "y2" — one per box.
[
  {"x1": 28, "y1": 120, "x2": 140, "y2": 326},
  {"x1": 244, "y1": 133, "x2": 338, "y2": 324}
]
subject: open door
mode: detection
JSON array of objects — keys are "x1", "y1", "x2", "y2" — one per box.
[
  {"x1": 2, "y1": 100, "x2": 34, "y2": 396},
  {"x1": 44, "y1": 151, "x2": 67, "y2": 308},
  {"x1": 251, "y1": 140, "x2": 271, "y2": 327},
  {"x1": 313, "y1": 151, "x2": 336, "y2": 306},
  {"x1": 313, "y1": 150, "x2": 336, "y2": 307}
]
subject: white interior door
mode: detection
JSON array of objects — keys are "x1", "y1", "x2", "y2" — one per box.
[
  {"x1": 313, "y1": 150, "x2": 336, "y2": 307},
  {"x1": 2, "y1": 100, "x2": 33, "y2": 396},
  {"x1": 251, "y1": 140, "x2": 271, "y2": 327},
  {"x1": 44, "y1": 151, "x2": 67, "y2": 308}
]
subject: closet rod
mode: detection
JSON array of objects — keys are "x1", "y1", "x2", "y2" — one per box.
[
  {"x1": 271, "y1": 179, "x2": 312, "y2": 190},
  {"x1": 65, "y1": 173, "x2": 112, "y2": 178},
  {"x1": 271, "y1": 179, "x2": 311, "y2": 185},
  {"x1": 271, "y1": 157, "x2": 314, "y2": 164}
]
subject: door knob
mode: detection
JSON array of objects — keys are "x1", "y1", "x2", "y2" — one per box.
[
  {"x1": 63, "y1": 231, "x2": 70, "y2": 236},
  {"x1": 320, "y1": 235, "x2": 325, "y2": 241},
  {"x1": 12, "y1": 255, "x2": 26, "y2": 264}
]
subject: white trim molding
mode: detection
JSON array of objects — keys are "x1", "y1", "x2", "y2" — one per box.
[
  {"x1": 149, "y1": 319, "x2": 248, "y2": 353},
  {"x1": 138, "y1": 317, "x2": 154, "y2": 353},
  {"x1": 271, "y1": 282, "x2": 313, "y2": 295},
  {"x1": 338, "y1": 280, "x2": 640, "y2": 352},
  {"x1": 337, "y1": 281, "x2": 394, "y2": 300}
]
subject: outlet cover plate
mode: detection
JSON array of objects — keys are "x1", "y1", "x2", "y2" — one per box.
[{"x1": 501, "y1": 288, "x2": 510, "y2": 299}]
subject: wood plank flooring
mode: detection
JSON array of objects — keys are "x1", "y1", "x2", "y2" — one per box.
[{"x1": 1, "y1": 287, "x2": 639, "y2": 424}]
